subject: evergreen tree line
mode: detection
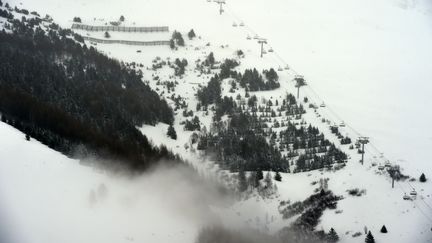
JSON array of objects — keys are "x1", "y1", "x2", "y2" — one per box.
[
  {"x1": 0, "y1": 14, "x2": 178, "y2": 170},
  {"x1": 198, "y1": 112, "x2": 290, "y2": 172},
  {"x1": 279, "y1": 189, "x2": 342, "y2": 243},
  {"x1": 238, "y1": 68, "x2": 280, "y2": 91}
]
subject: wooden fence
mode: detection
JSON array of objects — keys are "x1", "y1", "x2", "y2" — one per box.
[
  {"x1": 83, "y1": 36, "x2": 170, "y2": 46},
  {"x1": 72, "y1": 23, "x2": 169, "y2": 33}
]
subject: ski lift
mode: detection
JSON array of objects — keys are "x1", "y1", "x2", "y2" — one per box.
[
  {"x1": 246, "y1": 35, "x2": 251, "y2": 40},
  {"x1": 339, "y1": 121, "x2": 346, "y2": 127},
  {"x1": 232, "y1": 22, "x2": 238, "y2": 27},
  {"x1": 410, "y1": 190, "x2": 417, "y2": 196},
  {"x1": 239, "y1": 22, "x2": 245, "y2": 27},
  {"x1": 277, "y1": 66, "x2": 283, "y2": 71},
  {"x1": 403, "y1": 194, "x2": 411, "y2": 200},
  {"x1": 268, "y1": 47, "x2": 274, "y2": 53},
  {"x1": 284, "y1": 65, "x2": 290, "y2": 70},
  {"x1": 320, "y1": 102, "x2": 326, "y2": 108}
]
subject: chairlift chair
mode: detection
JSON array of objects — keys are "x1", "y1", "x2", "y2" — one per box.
[
  {"x1": 246, "y1": 35, "x2": 251, "y2": 40},
  {"x1": 320, "y1": 102, "x2": 326, "y2": 108},
  {"x1": 339, "y1": 121, "x2": 346, "y2": 127},
  {"x1": 278, "y1": 66, "x2": 283, "y2": 71},
  {"x1": 410, "y1": 190, "x2": 417, "y2": 196},
  {"x1": 268, "y1": 47, "x2": 274, "y2": 53},
  {"x1": 284, "y1": 65, "x2": 290, "y2": 70},
  {"x1": 378, "y1": 165, "x2": 384, "y2": 170},
  {"x1": 253, "y1": 34, "x2": 259, "y2": 39},
  {"x1": 239, "y1": 22, "x2": 245, "y2": 27},
  {"x1": 403, "y1": 194, "x2": 411, "y2": 200},
  {"x1": 232, "y1": 22, "x2": 238, "y2": 27}
]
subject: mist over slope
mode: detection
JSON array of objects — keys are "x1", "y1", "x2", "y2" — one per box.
[{"x1": 0, "y1": 121, "x2": 230, "y2": 243}]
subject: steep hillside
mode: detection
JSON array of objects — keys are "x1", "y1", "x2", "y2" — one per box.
[
  {"x1": 0, "y1": 8, "x2": 176, "y2": 170},
  {"x1": 1, "y1": 1, "x2": 431, "y2": 243}
]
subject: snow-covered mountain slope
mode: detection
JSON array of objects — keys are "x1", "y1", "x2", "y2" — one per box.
[
  {"x1": 0, "y1": 122, "x2": 228, "y2": 243},
  {"x1": 11, "y1": 0, "x2": 432, "y2": 176},
  {"x1": 2, "y1": 0, "x2": 432, "y2": 242}
]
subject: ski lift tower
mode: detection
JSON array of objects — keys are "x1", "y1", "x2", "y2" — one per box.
[
  {"x1": 358, "y1": 136, "x2": 369, "y2": 165},
  {"x1": 294, "y1": 75, "x2": 306, "y2": 99},
  {"x1": 257, "y1": 38, "x2": 267, "y2": 58},
  {"x1": 214, "y1": 0, "x2": 226, "y2": 15}
]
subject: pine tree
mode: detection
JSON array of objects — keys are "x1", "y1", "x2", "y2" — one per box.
[
  {"x1": 257, "y1": 170, "x2": 264, "y2": 181},
  {"x1": 104, "y1": 31, "x2": 110, "y2": 38},
  {"x1": 170, "y1": 39, "x2": 175, "y2": 49},
  {"x1": 177, "y1": 35, "x2": 184, "y2": 46},
  {"x1": 420, "y1": 173, "x2": 427, "y2": 182},
  {"x1": 327, "y1": 228, "x2": 339, "y2": 242},
  {"x1": 365, "y1": 231, "x2": 375, "y2": 243},
  {"x1": 253, "y1": 170, "x2": 263, "y2": 188},
  {"x1": 207, "y1": 52, "x2": 215, "y2": 66},
  {"x1": 167, "y1": 125, "x2": 177, "y2": 140},
  {"x1": 188, "y1": 29, "x2": 196, "y2": 39},
  {"x1": 380, "y1": 225, "x2": 387, "y2": 233},
  {"x1": 25, "y1": 134, "x2": 30, "y2": 141},
  {"x1": 119, "y1": 15, "x2": 125, "y2": 22},
  {"x1": 274, "y1": 171, "x2": 282, "y2": 182}
]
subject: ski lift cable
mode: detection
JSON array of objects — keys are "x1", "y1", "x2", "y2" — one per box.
[
  {"x1": 394, "y1": 175, "x2": 432, "y2": 223},
  {"x1": 224, "y1": 7, "x2": 257, "y2": 36},
  {"x1": 395, "y1": 180, "x2": 432, "y2": 223},
  {"x1": 365, "y1": 144, "x2": 432, "y2": 222},
  {"x1": 420, "y1": 197, "x2": 432, "y2": 211},
  {"x1": 303, "y1": 85, "x2": 363, "y2": 138},
  {"x1": 222, "y1": 1, "x2": 429, "y2": 199},
  {"x1": 405, "y1": 180, "x2": 432, "y2": 211},
  {"x1": 222, "y1": 4, "x2": 432, "y2": 226}
]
